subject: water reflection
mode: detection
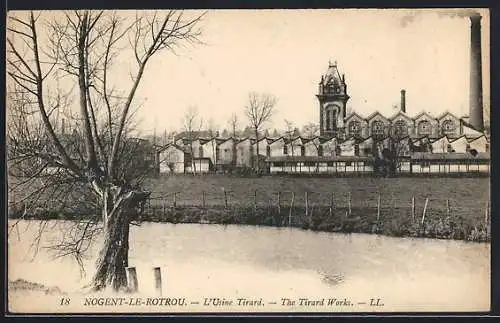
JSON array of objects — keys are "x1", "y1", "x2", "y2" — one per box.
[{"x1": 8, "y1": 221, "x2": 490, "y2": 312}]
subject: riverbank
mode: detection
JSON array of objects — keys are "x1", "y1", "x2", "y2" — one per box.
[{"x1": 9, "y1": 203, "x2": 490, "y2": 242}]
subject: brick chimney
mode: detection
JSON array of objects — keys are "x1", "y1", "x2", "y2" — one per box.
[
  {"x1": 400, "y1": 89, "x2": 406, "y2": 113},
  {"x1": 469, "y1": 14, "x2": 484, "y2": 131}
]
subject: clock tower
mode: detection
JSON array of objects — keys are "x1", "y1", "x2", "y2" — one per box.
[{"x1": 316, "y1": 61, "x2": 350, "y2": 137}]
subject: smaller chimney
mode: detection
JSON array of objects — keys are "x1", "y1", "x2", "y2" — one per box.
[{"x1": 400, "y1": 89, "x2": 406, "y2": 113}]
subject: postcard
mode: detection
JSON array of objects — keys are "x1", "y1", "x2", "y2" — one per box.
[{"x1": 6, "y1": 8, "x2": 490, "y2": 314}]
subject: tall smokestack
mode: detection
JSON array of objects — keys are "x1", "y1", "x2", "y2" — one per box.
[
  {"x1": 400, "y1": 89, "x2": 406, "y2": 113},
  {"x1": 469, "y1": 14, "x2": 484, "y2": 131}
]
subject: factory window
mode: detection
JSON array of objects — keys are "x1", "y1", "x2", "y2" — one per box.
[
  {"x1": 354, "y1": 144, "x2": 360, "y2": 156},
  {"x1": 318, "y1": 146, "x2": 323, "y2": 156},
  {"x1": 345, "y1": 161, "x2": 352, "y2": 166},
  {"x1": 283, "y1": 145, "x2": 288, "y2": 155},
  {"x1": 348, "y1": 120, "x2": 362, "y2": 138},
  {"x1": 441, "y1": 119, "x2": 456, "y2": 136},
  {"x1": 371, "y1": 120, "x2": 385, "y2": 137},
  {"x1": 304, "y1": 161, "x2": 316, "y2": 167},
  {"x1": 327, "y1": 162, "x2": 334, "y2": 167},
  {"x1": 393, "y1": 120, "x2": 408, "y2": 137},
  {"x1": 325, "y1": 110, "x2": 331, "y2": 131},
  {"x1": 420, "y1": 161, "x2": 431, "y2": 168},
  {"x1": 273, "y1": 162, "x2": 284, "y2": 167},
  {"x1": 417, "y1": 120, "x2": 432, "y2": 136},
  {"x1": 301, "y1": 146, "x2": 306, "y2": 156}
]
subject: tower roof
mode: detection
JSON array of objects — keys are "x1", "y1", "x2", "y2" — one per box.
[{"x1": 322, "y1": 60, "x2": 343, "y2": 86}]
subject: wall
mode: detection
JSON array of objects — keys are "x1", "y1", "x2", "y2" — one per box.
[
  {"x1": 201, "y1": 139, "x2": 218, "y2": 165},
  {"x1": 218, "y1": 139, "x2": 236, "y2": 165},
  {"x1": 159, "y1": 146, "x2": 185, "y2": 174},
  {"x1": 236, "y1": 139, "x2": 253, "y2": 167}
]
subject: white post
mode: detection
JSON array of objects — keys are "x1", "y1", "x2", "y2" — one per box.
[
  {"x1": 377, "y1": 194, "x2": 381, "y2": 221},
  {"x1": 421, "y1": 198, "x2": 429, "y2": 226}
]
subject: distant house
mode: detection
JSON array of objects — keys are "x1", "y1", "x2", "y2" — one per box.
[
  {"x1": 303, "y1": 137, "x2": 321, "y2": 156},
  {"x1": 268, "y1": 137, "x2": 286, "y2": 157},
  {"x1": 437, "y1": 111, "x2": 461, "y2": 138},
  {"x1": 286, "y1": 137, "x2": 306, "y2": 157},
  {"x1": 366, "y1": 111, "x2": 390, "y2": 138},
  {"x1": 185, "y1": 157, "x2": 213, "y2": 174},
  {"x1": 449, "y1": 135, "x2": 469, "y2": 153},
  {"x1": 358, "y1": 137, "x2": 374, "y2": 157},
  {"x1": 431, "y1": 135, "x2": 450, "y2": 153},
  {"x1": 389, "y1": 111, "x2": 414, "y2": 138},
  {"x1": 468, "y1": 135, "x2": 489, "y2": 153},
  {"x1": 266, "y1": 155, "x2": 375, "y2": 174},
  {"x1": 339, "y1": 137, "x2": 356, "y2": 156},
  {"x1": 158, "y1": 144, "x2": 185, "y2": 174},
  {"x1": 320, "y1": 137, "x2": 337, "y2": 156},
  {"x1": 200, "y1": 138, "x2": 218, "y2": 166},
  {"x1": 252, "y1": 137, "x2": 273, "y2": 158},
  {"x1": 345, "y1": 112, "x2": 369, "y2": 138},
  {"x1": 410, "y1": 152, "x2": 490, "y2": 174},
  {"x1": 217, "y1": 137, "x2": 237, "y2": 166},
  {"x1": 235, "y1": 138, "x2": 254, "y2": 168}
]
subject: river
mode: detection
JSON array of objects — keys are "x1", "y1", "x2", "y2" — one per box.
[{"x1": 8, "y1": 220, "x2": 490, "y2": 313}]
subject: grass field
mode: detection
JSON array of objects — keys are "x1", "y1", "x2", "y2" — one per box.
[
  {"x1": 145, "y1": 175, "x2": 490, "y2": 222},
  {"x1": 8, "y1": 174, "x2": 491, "y2": 242}
]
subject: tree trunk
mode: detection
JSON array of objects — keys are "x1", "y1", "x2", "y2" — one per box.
[
  {"x1": 91, "y1": 203, "x2": 130, "y2": 292},
  {"x1": 254, "y1": 129, "x2": 259, "y2": 172},
  {"x1": 90, "y1": 189, "x2": 148, "y2": 292}
]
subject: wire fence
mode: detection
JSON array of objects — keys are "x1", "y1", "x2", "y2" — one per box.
[{"x1": 145, "y1": 189, "x2": 490, "y2": 224}]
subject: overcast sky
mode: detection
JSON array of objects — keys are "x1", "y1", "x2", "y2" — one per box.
[{"x1": 9, "y1": 9, "x2": 491, "y2": 135}]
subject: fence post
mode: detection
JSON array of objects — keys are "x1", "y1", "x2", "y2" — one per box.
[
  {"x1": 305, "y1": 191, "x2": 309, "y2": 221},
  {"x1": 309, "y1": 203, "x2": 313, "y2": 226},
  {"x1": 485, "y1": 200, "x2": 489, "y2": 226},
  {"x1": 377, "y1": 194, "x2": 381, "y2": 221},
  {"x1": 277, "y1": 191, "x2": 281, "y2": 215},
  {"x1": 173, "y1": 192, "x2": 177, "y2": 208},
  {"x1": 329, "y1": 192, "x2": 334, "y2": 218},
  {"x1": 411, "y1": 196, "x2": 415, "y2": 222},
  {"x1": 162, "y1": 199, "x2": 166, "y2": 214},
  {"x1": 289, "y1": 192, "x2": 295, "y2": 227},
  {"x1": 421, "y1": 197, "x2": 429, "y2": 226},
  {"x1": 202, "y1": 191, "x2": 206, "y2": 208},
  {"x1": 126, "y1": 267, "x2": 139, "y2": 293},
  {"x1": 254, "y1": 190, "x2": 257, "y2": 212},
  {"x1": 223, "y1": 188, "x2": 228, "y2": 208},
  {"x1": 446, "y1": 199, "x2": 450, "y2": 217},
  {"x1": 347, "y1": 192, "x2": 352, "y2": 217},
  {"x1": 153, "y1": 267, "x2": 162, "y2": 296}
]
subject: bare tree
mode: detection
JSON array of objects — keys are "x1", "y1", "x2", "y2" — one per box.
[
  {"x1": 302, "y1": 122, "x2": 321, "y2": 171},
  {"x1": 207, "y1": 118, "x2": 219, "y2": 171},
  {"x1": 284, "y1": 119, "x2": 295, "y2": 154},
  {"x1": 182, "y1": 106, "x2": 203, "y2": 174},
  {"x1": 228, "y1": 113, "x2": 239, "y2": 138},
  {"x1": 283, "y1": 119, "x2": 297, "y2": 171},
  {"x1": 244, "y1": 92, "x2": 277, "y2": 172},
  {"x1": 7, "y1": 10, "x2": 204, "y2": 292}
]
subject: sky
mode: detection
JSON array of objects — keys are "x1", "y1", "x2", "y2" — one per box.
[{"x1": 8, "y1": 9, "x2": 491, "y2": 135}]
